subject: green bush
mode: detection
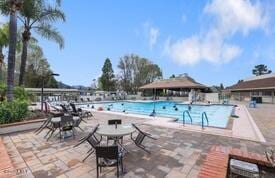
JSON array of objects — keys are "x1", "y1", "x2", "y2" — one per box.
[
  {"x1": 14, "y1": 86, "x2": 30, "y2": 101},
  {"x1": 0, "y1": 100, "x2": 29, "y2": 124}
]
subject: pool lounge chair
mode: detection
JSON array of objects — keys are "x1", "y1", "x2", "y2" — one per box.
[
  {"x1": 44, "y1": 102, "x2": 64, "y2": 117},
  {"x1": 70, "y1": 103, "x2": 93, "y2": 119}
]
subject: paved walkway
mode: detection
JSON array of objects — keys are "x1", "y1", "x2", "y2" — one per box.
[
  {"x1": 1, "y1": 110, "x2": 272, "y2": 178},
  {"x1": 248, "y1": 103, "x2": 275, "y2": 146}
]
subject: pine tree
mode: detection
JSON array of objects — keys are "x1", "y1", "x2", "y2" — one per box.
[{"x1": 99, "y1": 58, "x2": 116, "y2": 91}]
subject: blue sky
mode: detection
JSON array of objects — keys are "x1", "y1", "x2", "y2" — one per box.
[{"x1": 3, "y1": 0, "x2": 275, "y2": 87}]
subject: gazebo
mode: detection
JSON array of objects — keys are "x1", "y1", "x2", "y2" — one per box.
[{"x1": 139, "y1": 74, "x2": 209, "y2": 97}]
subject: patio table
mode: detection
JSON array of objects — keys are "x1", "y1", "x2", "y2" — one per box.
[
  {"x1": 96, "y1": 124, "x2": 135, "y2": 138},
  {"x1": 96, "y1": 124, "x2": 136, "y2": 174},
  {"x1": 50, "y1": 116, "x2": 80, "y2": 138}
]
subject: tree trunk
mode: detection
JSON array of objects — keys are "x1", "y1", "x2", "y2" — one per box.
[
  {"x1": 19, "y1": 30, "x2": 30, "y2": 86},
  {"x1": 6, "y1": 5, "x2": 18, "y2": 102},
  {"x1": 0, "y1": 47, "x2": 3, "y2": 82}
]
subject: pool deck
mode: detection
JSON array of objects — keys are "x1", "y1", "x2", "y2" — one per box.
[{"x1": 1, "y1": 103, "x2": 274, "y2": 178}]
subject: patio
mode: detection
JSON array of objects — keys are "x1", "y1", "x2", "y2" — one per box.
[{"x1": 1, "y1": 108, "x2": 273, "y2": 178}]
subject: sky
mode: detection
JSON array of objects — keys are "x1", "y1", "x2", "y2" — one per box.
[{"x1": 2, "y1": 0, "x2": 275, "y2": 87}]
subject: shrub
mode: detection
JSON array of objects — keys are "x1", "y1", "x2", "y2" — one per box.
[
  {"x1": 14, "y1": 86, "x2": 30, "y2": 101},
  {"x1": 0, "y1": 100, "x2": 29, "y2": 124}
]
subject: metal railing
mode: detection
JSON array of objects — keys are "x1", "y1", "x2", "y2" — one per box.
[
  {"x1": 201, "y1": 112, "x2": 209, "y2": 129},
  {"x1": 183, "y1": 110, "x2": 192, "y2": 125}
]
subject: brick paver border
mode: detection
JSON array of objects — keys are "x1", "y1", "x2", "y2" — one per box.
[
  {"x1": 198, "y1": 145, "x2": 272, "y2": 178},
  {"x1": 0, "y1": 138, "x2": 16, "y2": 178}
]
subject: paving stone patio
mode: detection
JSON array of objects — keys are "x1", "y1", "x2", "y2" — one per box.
[{"x1": 1, "y1": 106, "x2": 274, "y2": 178}]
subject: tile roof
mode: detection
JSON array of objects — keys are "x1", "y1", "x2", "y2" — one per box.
[
  {"x1": 227, "y1": 76, "x2": 275, "y2": 91},
  {"x1": 139, "y1": 76, "x2": 207, "y2": 89}
]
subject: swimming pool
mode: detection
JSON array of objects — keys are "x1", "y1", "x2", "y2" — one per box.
[{"x1": 79, "y1": 101, "x2": 234, "y2": 128}]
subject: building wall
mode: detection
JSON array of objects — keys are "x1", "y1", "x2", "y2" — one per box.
[{"x1": 231, "y1": 90, "x2": 275, "y2": 103}]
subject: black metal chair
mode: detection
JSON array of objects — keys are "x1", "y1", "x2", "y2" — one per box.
[
  {"x1": 95, "y1": 145, "x2": 123, "y2": 178},
  {"x1": 131, "y1": 124, "x2": 157, "y2": 154},
  {"x1": 45, "y1": 118, "x2": 61, "y2": 141},
  {"x1": 74, "y1": 124, "x2": 102, "y2": 162},
  {"x1": 107, "y1": 120, "x2": 123, "y2": 145},
  {"x1": 74, "y1": 124, "x2": 99, "y2": 147},
  {"x1": 70, "y1": 103, "x2": 93, "y2": 120},
  {"x1": 34, "y1": 114, "x2": 53, "y2": 135},
  {"x1": 59, "y1": 116, "x2": 75, "y2": 140}
]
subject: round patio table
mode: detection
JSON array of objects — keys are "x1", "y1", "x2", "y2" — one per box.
[
  {"x1": 96, "y1": 124, "x2": 135, "y2": 138},
  {"x1": 96, "y1": 124, "x2": 135, "y2": 175}
]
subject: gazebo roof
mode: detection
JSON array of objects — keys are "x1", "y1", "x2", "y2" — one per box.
[{"x1": 139, "y1": 75, "x2": 208, "y2": 90}]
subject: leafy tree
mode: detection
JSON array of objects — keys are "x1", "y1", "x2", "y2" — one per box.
[
  {"x1": 170, "y1": 74, "x2": 175, "y2": 78},
  {"x1": 99, "y1": 58, "x2": 116, "y2": 91},
  {"x1": 18, "y1": 0, "x2": 65, "y2": 85},
  {"x1": 252, "y1": 64, "x2": 272, "y2": 76},
  {"x1": 220, "y1": 83, "x2": 224, "y2": 90},
  {"x1": 0, "y1": 0, "x2": 23, "y2": 102},
  {"x1": 118, "y1": 54, "x2": 162, "y2": 93},
  {"x1": 24, "y1": 45, "x2": 58, "y2": 88}
]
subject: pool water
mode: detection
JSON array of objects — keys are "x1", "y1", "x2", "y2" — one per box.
[{"x1": 80, "y1": 101, "x2": 233, "y2": 128}]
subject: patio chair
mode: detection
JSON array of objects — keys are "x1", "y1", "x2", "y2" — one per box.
[
  {"x1": 74, "y1": 124, "x2": 100, "y2": 147},
  {"x1": 34, "y1": 114, "x2": 52, "y2": 135},
  {"x1": 59, "y1": 116, "x2": 75, "y2": 140},
  {"x1": 46, "y1": 118, "x2": 61, "y2": 141},
  {"x1": 70, "y1": 103, "x2": 93, "y2": 120},
  {"x1": 95, "y1": 145, "x2": 123, "y2": 178},
  {"x1": 74, "y1": 124, "x2": 102, "y2": 162},
  {"x1": 60, "y1": 104, "x2": 71, "y2": 114},
  {"x1": 44, "y1": 102, "x2": 64, "y2": 117},
  {"x1": 107, "y1": 119, "x2": 123, "y2": 145},
  {"x1": 131, "y1": 124, "x2": 157, "y2": 154}
]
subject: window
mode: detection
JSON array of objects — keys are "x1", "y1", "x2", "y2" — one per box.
[
  {"x1": 262, "y1": 91, "x2": 272, "y2": 96},
  {"x1": 251, "y1": 91, "x2": 259, "y2": 96}
]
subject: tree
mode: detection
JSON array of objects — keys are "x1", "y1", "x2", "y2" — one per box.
[
  {"x1": 18, "y1": 0, "x2": 65, "y2": 85},
  {"x1": 118, "y1": 54, "x2": 162, "y2": 93},
  {"x1": 99, "y1": 58, "x2": 116, "y2": 91},
  {"x1": 0, "y1": 23, "x2": 9, "y2": 82},
  {"x1": 0, "y1": 0, "x2": 22, "y2": 102},
  {"x1": 170, "y1": 74, "x2": 175, "y2": 78},
  {"x1": 252, "y1": 64, "x2": 272, "y2": 76},
  {"x1": 220, "y1": 83, "x2": 224, "y2": 90},
  {"x1": 24, "y1": 41, "x2": 58, "y2": 88}
]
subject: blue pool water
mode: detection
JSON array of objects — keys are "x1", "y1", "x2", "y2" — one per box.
[{"x1": 80, "y1": 101, "x2": 233, "y2": 128}]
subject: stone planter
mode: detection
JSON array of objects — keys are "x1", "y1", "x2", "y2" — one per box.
[{"x1": 0, "y1": 118, "x2": 46, "y2": 135}]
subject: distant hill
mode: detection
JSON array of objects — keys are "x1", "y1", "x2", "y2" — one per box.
[{"x1": 57, "y1": 82, "x2": 72, "y2": 89}]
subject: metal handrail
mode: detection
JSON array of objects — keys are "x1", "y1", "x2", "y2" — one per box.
[
  {"x1": 201, "y1": 112, "x2": 209, "y2": 129},
  {"x1": 183, "y1": 110, "x2": 192, "y2": 125}
]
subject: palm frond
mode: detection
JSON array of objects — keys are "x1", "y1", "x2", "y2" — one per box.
[
  {"x1": 35, "y1": 6, "x2": 65, "y2": 24},
  {"x1": 34, "y1": 23, "x2": 64, "y2": 49},
  {"x1": 0, "y1": 0, "x2": 10, "y2": 15}
]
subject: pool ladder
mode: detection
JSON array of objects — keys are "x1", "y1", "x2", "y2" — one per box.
[
  {"x1": 201, "y1": 112, "x2": 209, "y2": 129},
  {"x1": 182, "y1": 110, "x2": 192, "y2": 125}
]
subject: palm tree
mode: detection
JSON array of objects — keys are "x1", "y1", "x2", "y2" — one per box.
[
  {"x1": 0, "y1": 23, "x2": 9, "y2": 82},
  {"x1": 18, "y1": 0, "x2": 65, "y2": 86},
  {"x1": 0, "y1": 0, "x2": 22, "y2": 101}
]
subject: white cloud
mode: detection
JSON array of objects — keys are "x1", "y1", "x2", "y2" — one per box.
[
  {"x1": 143, "y1": 22, "x2": 160, "y2": 50},
  {"x1": 165, "y1": 0, "x2": 269, "y2": 65},
  {"x1": 149, "y1": 27, "x2": 159, "y2": 49}
]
